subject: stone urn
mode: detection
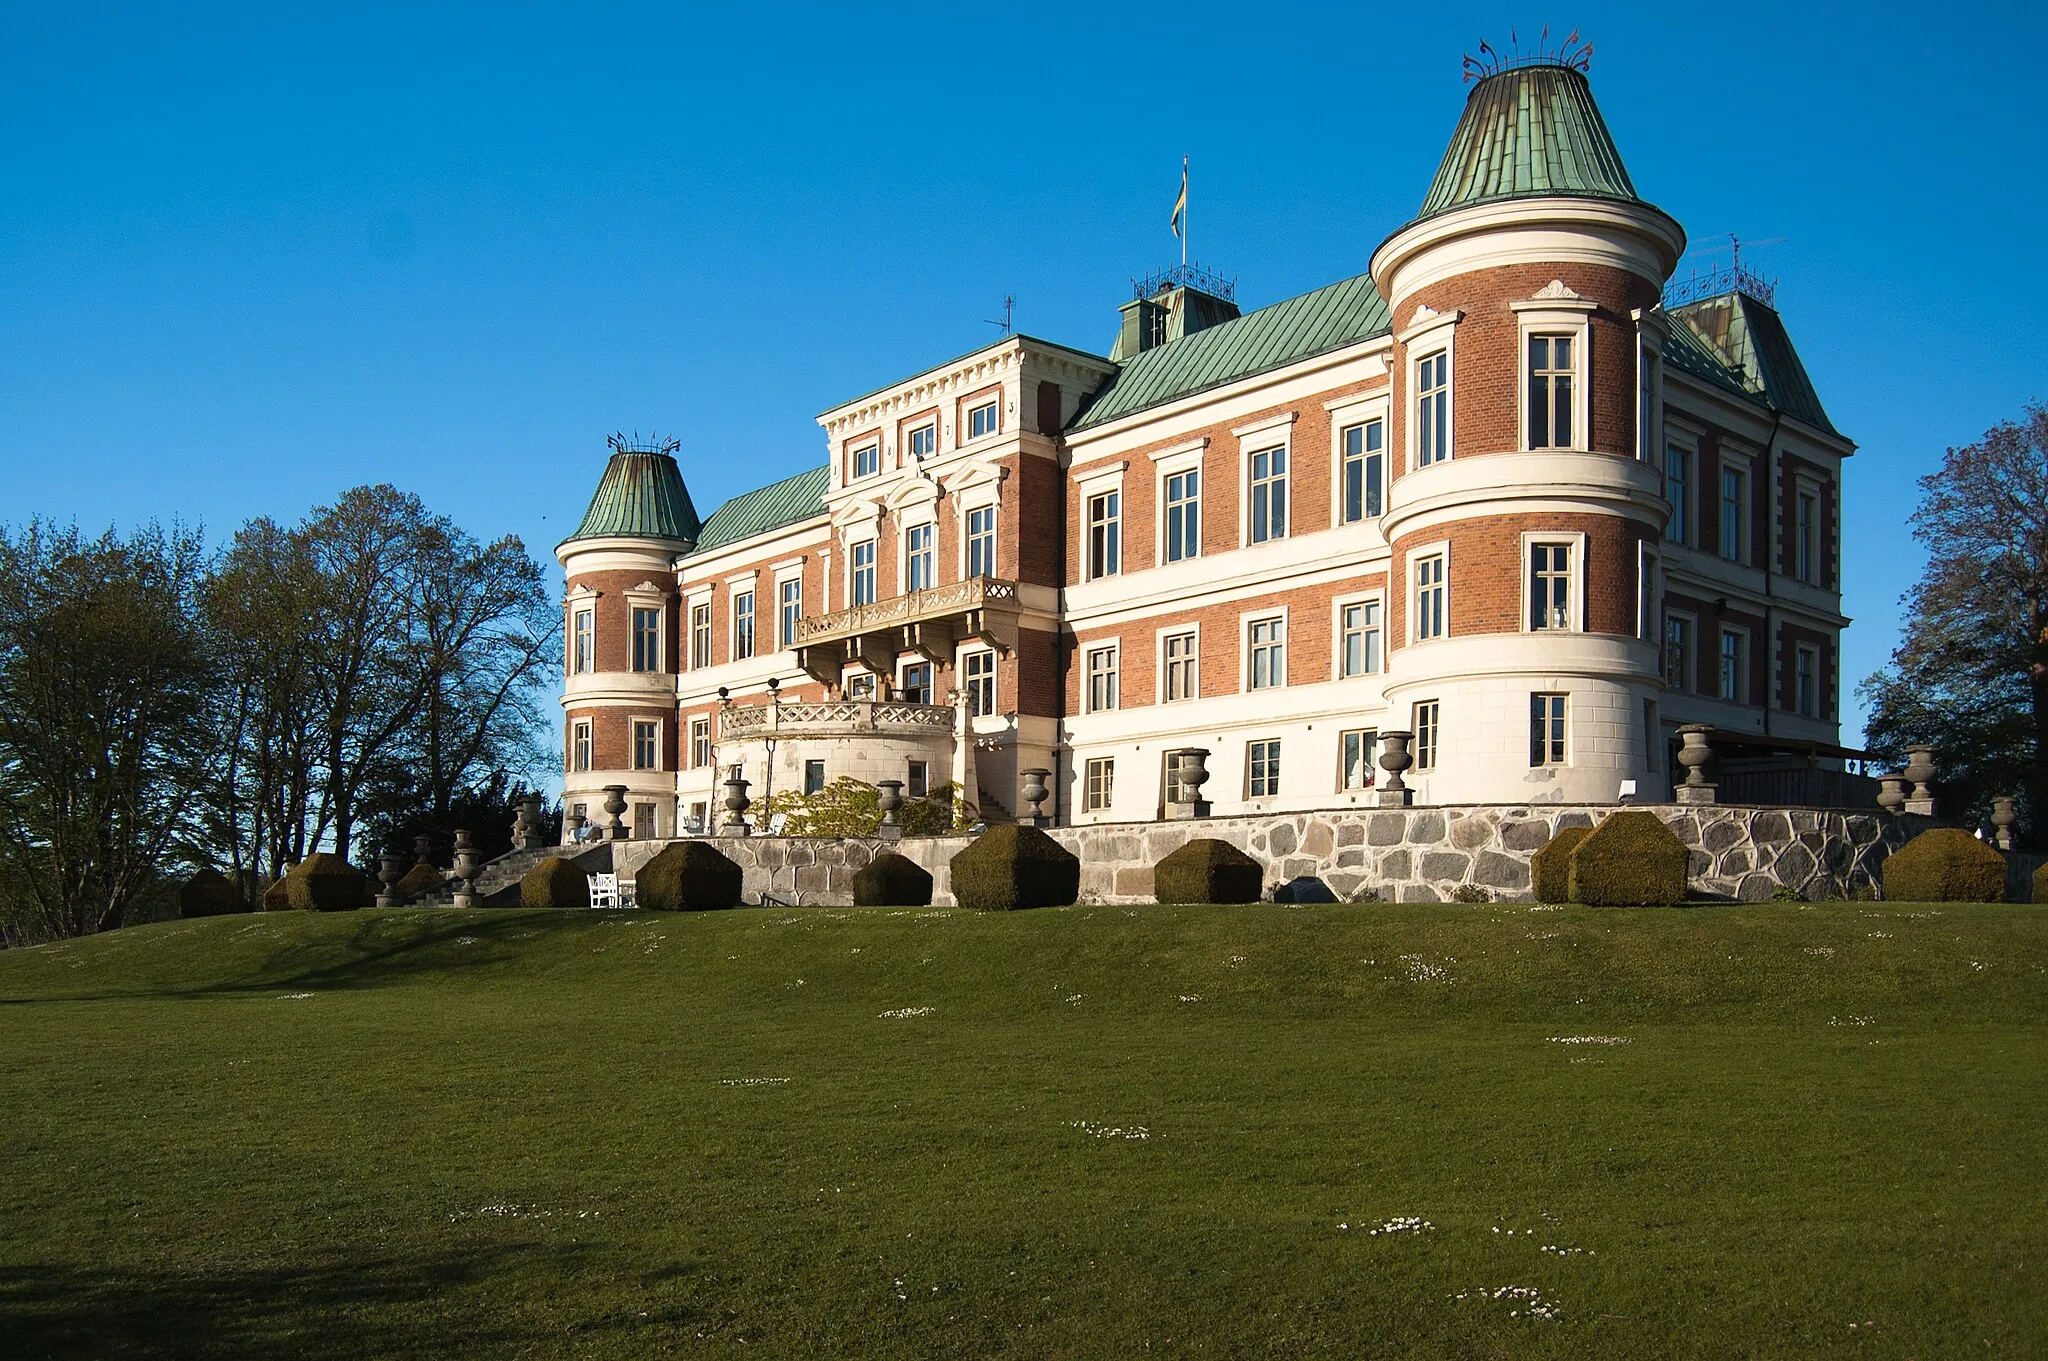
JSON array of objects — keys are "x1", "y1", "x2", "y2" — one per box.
[
  {"x1": 1019, "y1": 768, "x2": 1051, "y2": 827},
  {"x1": 601, "y1": 784, "x2": 630, "y2": 841},
  {"x1": 564, "y1": 810, "x2": 587, "y2": 843},
  {"x1": 376, "y1": 850, "x2": 405, "y2": 907},
  {"x1": 1165, "y1": 748, "x2": 1212, "y2": 820},
  {"x1": 875, "y1": 779, "x2": 905, "y2": 842},
  {"x1": 721, "y1": 771, "x2": 752, "y2": 836},
  {"x1": 514, "y1": 792, "x2": 544, "y2": 850},
  {"x1": 1902, "y1": 744, "x2": 1937, "y2": 815},
  {"x1": 1673, "y1": 724, "x2": 1718, "y2": 806},
  {"x1": 412, "y1": 833, "x2": 436, "y2": 867},
  {"x1": 451, "y1": 829, "x2": 480, "y2": 908},
  {"x1": 1991, "y1": 795, "x2": 2018, "y2": 851},
  {"x1": 1376, "y1": 731, "x2": 1414, "y2": 807},
  {"x1": 1875, "y1": 774, "x2": 1908, "y2": 814}
]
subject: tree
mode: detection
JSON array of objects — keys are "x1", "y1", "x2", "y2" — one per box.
[
  {"x1": 0, "y1": 523, "x2": 214, "y2": 942},
  {"x1": 1862, "y1": 403, "x2": 2048, "y2": 839}
]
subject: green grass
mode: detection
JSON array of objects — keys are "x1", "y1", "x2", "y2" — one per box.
[{"x1": 1, "y1": 901, "x2": 2043, "y2": 1358}]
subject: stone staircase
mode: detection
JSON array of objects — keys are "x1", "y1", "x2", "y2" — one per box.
[{"x1": 418, "y1": 841, "x2": 614, "y2": 906}]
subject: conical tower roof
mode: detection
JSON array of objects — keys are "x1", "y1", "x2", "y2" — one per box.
[
  {"x1": 562, "y1": 446, "x2": 702, "y2": 548},
  {"x1": 1414, "y1": 62, "x2": 1640, "y2": 223}
]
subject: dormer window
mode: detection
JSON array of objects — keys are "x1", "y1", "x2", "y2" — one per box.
[
  {"x1": 853, "y1": 443, "x2": 879, "y2": 479},
  {"x1": 967, "y1": 401, "x2": 998, "y2": 440}
]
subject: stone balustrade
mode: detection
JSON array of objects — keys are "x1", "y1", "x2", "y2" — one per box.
[{"x1": 719, "y1": 699, "x2": 956, "y2": 739}]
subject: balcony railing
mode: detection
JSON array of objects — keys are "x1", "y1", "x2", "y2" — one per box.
[
  {"x1": 793, "y1": 576, "x2": 1023, "y2": 684},
  {"x1": 720, "y1": 699, "x2": 956, "y2": 740},
  {"x1": 794, "y1": 576, "x2": 1019, "y2": 647}
]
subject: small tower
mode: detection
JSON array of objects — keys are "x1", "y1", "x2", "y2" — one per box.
[{"x1": 557, "y1": 435, "x2": 701, "y2": 842}]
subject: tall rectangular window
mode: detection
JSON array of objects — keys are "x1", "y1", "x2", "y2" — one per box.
[
  {"x1": 1527, "y1": 334, "x2": 1575, "y2": 449},
  {"x1": 1664, "y1": 614, "x2": 1693, "y2": 692},
  {"x1": 906, "y1": 760, "x2": 929, "y2": 798},
  {"x1": 1529, "y1": 543, "x2": 1572, "y2": 631},
  {"x1": 572, "y1": 608, "x2": 593, "y2": 674},
  {"x1": 1720, "y1": 465, "x2": 1747, "y2": 562},
  {"x1": 572, "y1": 719, "x2": 592, "y2": 772},
  {"x1": 1248, "y1": 616, "x2": 1285, "y2": 690},
  {"x1": 907, "y1": 424, "x2": 936, "y2": 461},
  {"x1": 1164, "y1": 469, "x2": 1200, "y2": 563},
  {"x1": 1719, "y1": 629, "x2": 1745, "y2": 702},
  {"x1": 1415, "y1": 554, "x2": 1446, "y2": 641},
  {"x1": 1085, "y1": 645, "x2": 1119, "y2": 712},
  {"x1": 804, "y1": 759, "x2": 827, "y2": 795},
  {"x1": 1664, "y1": 445, "x2": 1690, "y2": 545},
  {"x1": 1248, "y1": 447, "x2": 1287, "y2": 543},
  {"x1": 1639, "y1": 347, "x2": 1658, "y2": 461},
  {"x1": 631, "y1": 607, "x2": 661, "y2": 672},
  {"x1": 964, "y1": 649, "x2": 996, "y2": 717},
  {"x1": 1529, "y1": 693, "x2": 1568, "y2": 766},
  {"x1": 905, "y1": 523, "x2": 934, "y2": 593},
  {"x1": 690, "y1": 717, "x2": 711, "y2": 769},
  {"x1": 1795, "y1": 644, "x2": 1819, "y2": 717},
  {"x1": 632, "y1": 720, "x2": 659, "y2": 771},
  {"x1": 778, "y1": 578, "x2": 801, "y2": 648},
  {"x1": 968, "y1": 400, "x2": 998, "y2": 439},
  {"x1": 1084, "y1": 757, "x2": 1114, "y2": 812},
  {"x1": 1796, "y1": 492, "x2": 1817, "y2": 583},
  {"x1": 1413, "y1": 700, "x2": 1440, "y2": 771},
  {"x1": 1340, "y1": 420, "x2": 1384, "y2": 523},
  {"x1": 1340, "y1": 729, "x2": 1378, "y2": 791},
  {"x1": 1417, "y1": 351, "x2": 1449, "y2": 466},
  {"x1": 732, "y1": 592, "x2": 754, "y2": 661},
  {"x1": 1163, "y1": 630, "x2": 1197, "y2": 702},
  {"x1": 966, "y1": 505, "x2": 996, "y2": 578},
  {"x1": 851, "y1": 540, "x2": 876, "y2": 606},
  {"x1": 853, "y1": 443, "x2": 879, "y2": 479},
  {"x1": 690, "y1": 602, "x2": 712, "y2": 669},
  {"x1": 1247, "y1": 738, "x2": 1281, "y2": 798},
  {"x1": 1340, "y1": 600, "x2": 1381, "y2": 678},
  {"x1": 1086, "y1": 491, "x2": 1120, "y2": 579}
]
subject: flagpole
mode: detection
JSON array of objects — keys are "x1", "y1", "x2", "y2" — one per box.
[{"x1": 1182, "y1": 156, "x2": 1188, "y2": 268}]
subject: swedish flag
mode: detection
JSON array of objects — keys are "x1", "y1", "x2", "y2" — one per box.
[{"x1": 1170, "y1": 157, "x2": 1188, "y2": 239}]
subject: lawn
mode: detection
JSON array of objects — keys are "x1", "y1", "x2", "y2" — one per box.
[{"x1": 1, "y1": 900, "x2": 2042, "y2": 1358}]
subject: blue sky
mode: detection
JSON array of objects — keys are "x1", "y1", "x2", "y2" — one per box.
[{"x1": 3, "y1": 1, "x2": 2043, "y2": 740}]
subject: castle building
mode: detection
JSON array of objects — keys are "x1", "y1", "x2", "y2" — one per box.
[{"x1": 556, "y1": 55, "x2": 1852, "y2": 838}]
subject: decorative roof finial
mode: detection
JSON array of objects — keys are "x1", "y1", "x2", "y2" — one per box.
[
  {"x1": 607, "y1": 431, "x2": 683, "y2": 457},
  {"x1": 1463, "y1": 27, "x2": 1593, "y2": 82}
]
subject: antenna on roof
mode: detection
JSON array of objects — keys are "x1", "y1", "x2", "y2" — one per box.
[
  {"x1": 985, "y1": 294, "x2": 1015, "y2": 335},
  {"x1": 1464, "y1": 28, "x2": 1592, "y2": 81},
  {"x1": 608, "y1": 432, "x2": 682, "y2": 456}
]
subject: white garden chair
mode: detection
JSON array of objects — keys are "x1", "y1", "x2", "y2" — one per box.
[{"x1": 589, "y1": 872, "x2": 622, "y2": 909}]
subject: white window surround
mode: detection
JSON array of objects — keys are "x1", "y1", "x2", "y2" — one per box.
[
  {"x1": 1510, "y1": 286, "x2": 1597, "y2": 454},
  {"x1": 1331, "y1": 591, "x2": 1386, "y2": 679},
  {"x1": 1406, "y1": 540, "x2": 1451, "y2": 644},
  {"x1": 631, "y1": 717, "x2": 664, "y2": 772},
  {"x1": 1240, "y1": 606, "x2": 1289, "y2": 693},
  {"x1": 1156, "y1": 623, "x2": 1201, "y2": 704},
  {"x1": 1518, "y1": 530, "x2": 1589, "y2": 633},
  {"x1": 1234, "y1": 412, "x2": 1296, "y2": 549},
  {"x1": 1084, "y1": 641, "x2": 1120, "y2": 713},
  {"x1": 1326, "y1": 393, "x2": 1390, "y2": 529},
  {"x1": 1663, "y1": 609, "x2": 1697, "y2": 693},
  {"x1": 1398, "y1": 305, "x2": 1462, "y2": 471},
  {"x1": 898, "y1": 516, "x2": 937, "y2": 594},
  {"x1": 1153, "y1": 444, "x2": 1205, "y2": 567}
]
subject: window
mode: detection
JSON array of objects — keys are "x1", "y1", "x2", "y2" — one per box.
[
  {"x1": 1720, "y1": 464, "x2": 1748, "y2": 562},
  {"x1": 1085, "y1": 644, "x2": 1119, "y2": 712},
  {"x1": 966, "y1": 505, "x2": 996, "y2": 578},
  {"x1": 778, "y1": 578, "x2": 801, "y2": 648},
  {"x1": 1248, "y1": 446, "x2": 1287, "y2": 543},
  {"x1": 964, "y1": 649, "x2": 996, "y2": 717},
  {"x1": 690, "y1": 717, "x2": 711, "y2": 769},
  {"x1": 571, "y1": 719, "x2": 592, "y2": 772},
  {"x1": 1248, "y1": 616, "x2": 1285, "y2": 690},
  {"x1": 630, "y1": 607, "x2": 660, "y2": 672},
  {"x1": 1084, "y1": 757, "x2": 1115, "y2": 812},
  {"x1": 1086, "y1": 491, "x2": 1120, "y2": 579},
  {"x1": 907, "y1": 424, "x2": 936, "y2": 461},
  {"x1": 853, "y1": 443, "x2": 879, "y2": 479},
  {"x1": 634, "y1": 802, "x2": 657, "y2": 839},
  {"x1": 1339, "y1": 600, "x2": 1381, "y2": 677},
  {"x1": 1795, "y1": 644, "x2": 1819, "y2": 717},
  {"x1": 732, "y1": 591, "x2": 754, "y2": 661},
  {"x1": 1416, "y1": 351, "x2": 1449, "y2": 465},
  {"x1": 847, "y1": 672, "x2": 876, "y2": 701},
  {"x1": 1247, "y1": 739, "x2": 1281, "y2": 799},
  {"x1": 690, "y1": 602, "x2": 712, "y2": 669},
  {"x1": 1163, "y1": 751, "x2": 1198, "y2": 804},
  {"x1": 804, "y1": 759, "x2": 826, "y2": 795},
  {"x1": 1413, "y1": 700, "x2": 1440, "y2": 771},
  {"x1": 1639, "y1": 347, "x2": 1658, "y2": 461},
  {"x1": 1164, "y1": 468, "x2": 1200, "y2": 563},
  {"x1": 1340, "y1": 420, "x2": 1384, "y2": 523},
  {"x1": 1414, "y1": 554, "x2": 1446, "y2": 641},
  {"x1": 572, "y1": 608, "x2": 593, "y2": 674},
  {"x1": 905, "y1": 523, "x2": 934, "y2": 593},
  {"x1": 968, "y1": 400, "x2": 998, "y2": 439},
  {"x1": 1664, "y1": 614, "x2": 1693, "y2": 692},
  {"x1": 1664, "y1": 445, "x2": 1690, "y2": 545},
  {"x1": 901, "y1": 662, "x2": 932, "y2": 705},
  {"x1": 632, "y1": 720, "x2": 659, "y2": 771},
  {"x1": 1796, "y1": 491, "x2": 1817, "y2": 584},
  {"x1": 1719, "y1": 629, "x2": 1745, "y2": 702},
  {"x1": 1529, "y1": 543, "x2": 1572, "y2": 631},
  {"x1": 686, "y1": 801, "x2": 707, "y2": 833},
  {"x1": 851, "y1": 540, "x2": 876, "y2": 606},
  {"x1": 1163, "y1": 630, "x2": 1197, "y2": 702},
  {"x1": 906, "y1": 760, "x2": 929, "y2": 798},
  {"x1": 1526, "y1": 334, "x2": 1575, "y2": 449},
  {"x1": 1530, "y1": 693, "x2": 1568, "y2": 766},
  {"x1": 1340, "y1": 729, "x2": 1378, "y2": 791}
]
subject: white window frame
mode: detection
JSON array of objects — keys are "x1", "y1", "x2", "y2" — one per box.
[
  {"x1": 1663, "y1": 610, "x2": 1696, "y2": 694},
  {"x1": 1412, "y1": 699, "x2": 1440, "y2": 771},
  {"x1": 1083, "y1": 756, "x2": 1115, "y2": 813},
  {"x1": 1408, "y1": 542, "x2": 1450, "y2": 644},
  {"x1": 966, "y1": 399, "x2": 1000, "y2": 442},
  {"x1": 906, "y1": 759, "x2": 929, "y2": 798},
  {"x1": 849, "y1": 538, "x2": 877, "y2": 607},
  {"x1": 851, "y1": 440, "x2": 880, "y2": 480},
  {"x1": 1529, "y1": 692, "x2": 1569, "y2": 767},
  {"x1": 730, "y1": 587, "x2": 755, "y2": 662},
  {"x1": 1719, "y1": 454, "x2": 1752, "y2": 565},
  {"x1": 1663, "y1": 432, "x2": 1698, "y2": 547},
  {"x1": 688, "y1": 597, "x2": 713, "y2": 670},
  {"x1": 631, "y1": 717, "x2": 662, "y2": 772},
  {"x1": 776, "y1": 573, "x2": 802, "y2": 650},
  {"x1": 905, "y1": 421, "x2": 937, "y2": 463},
  {"x1": 1718, "y1": 625, "x2": 1749, "y2": 703},
  {"x1": 1333, "y1": 593, "x2": 1384, "y2": 679},
  {"x1": 803, "y1": 759, "x2": 827, "y2": 795},
  {"x1": 902, "y1": 519, "x2": 936, "y2": 594},
  {"x1": 1326, "y1": 394, "x2": 1389, "y2": 528},
  {"x1": 571, "y1": 718, "x2": 592, "y2": 772},
  {"x1": 844, "y1": 669, "x2": 877, "y2": 702},
  {"x1": 897, "y1": 657, "x2": 935, "y2": 705},
  {"x1": 1400, "y1": 305, "x2": 1461, "y2": 471},
  {"x1": 1159, "y1": 625, "x2": 1199, "y2": 703},
  {"x1": 1084, "y1": 642, "x2": 1120, "y2": 713},
  {"x1": 1244, "y1": 609, "x2": 1288, "y2": 692},
  {"x1": 962, "y1": 500, "x2": 998, "y2": 580},
  {"x1": 1519, "y1": 531, "x2": 1587, "y2": 633},
  {"x1": 571, "y1": 607, "x2": 594, "y2": 675},
  {"x1": 1231, "y1": 412, "x2": 1295, "y2": 548},
  {"x1": 1245, "y1": 737, "x2": 1282, "y2": 800},
  {"x1": 1511, "y1": 292, "x2": 1596, "y2": 454},
  {"x1": 1084, "y1": 489, "x2": 1121, "y2": 580},
  {"x1": 689, "y1": 716, "x2": 712, "y2": 769},
  {"x1": 962, "y1": 647, "x2": 997, "y2": 717},
  {"x1": 630, "y1": 604, "x2": 663, "y2": 673},
  {"x1": 1155, "y1": 445, "x2": 1203, "y2": 566},
  {"x1": 1339, "y1": 728, "x2": 1378, "y2": 792}
]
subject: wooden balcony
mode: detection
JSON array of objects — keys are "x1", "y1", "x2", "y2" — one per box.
[{"x1": 794, "y1": 576, "x2": 1022, "y2": 684}]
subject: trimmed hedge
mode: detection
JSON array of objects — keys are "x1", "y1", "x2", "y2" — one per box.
[
  {"x1": 520, "y1": 857, "x2": 591, "y2": 908},
  {"x1": 262, "y1": 873, "x2": 292, "y2": 911},
  {"x1": 1531, "y1": 826, "x2": 1594, "y2": 904},
  {"x1": 1882, "y1": 828, "x2": 2006, "y2": 903},
  {"x1": 179, "y1": 867, "x2": 243, "y2": 918},
  {"x1": 1567, "y1": 812, "x2": 1688, "y2": 907},
  {"x1": 394, "y1": 862, "x2": 446, "y2": 904},
  {"x1": 1153, "y1": 838, "x2": 1262, "y2": 905},
  {"x1": 637, "y1": 841, "x2": 743, "y2": 911},
  {"x1": 949, "y1": 824, "x2": 1079, "y2": 911},
  {"x1": 2034, "y1": 861, "x2": 2048, "y2": 905},
  {"x1": 285, "y1": 853, "x2": 367, "y2": 912},
  {"x1": 853, "y1": 852, "x2": 933, "y2": 907}
]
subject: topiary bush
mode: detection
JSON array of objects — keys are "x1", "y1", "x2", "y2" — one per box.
[
  {"x1": 1531, "y1": 826, "x2": 1595, "y2": 904},
  {"x1": 520, "y1": 857, "x2": 591, "y2": 908},
  {"x1": 1567, "y1": 812, "x2": 1688, "y2": 907},
  {"x1": 262, "y1": 872, "x2": 292, "y2": 911},
  {"x1": 394, "y1": 862, "x2": 446, "y2": 905},
  {"x1": 179, "y1": 867, "x2": 243, "y2": 917},
  {"x1": 637, "y1": 841, "x2": 743, "y2": 911},
  {"x1": 1153, "y1": 838, "x2": 1262, "y2": 905},
  {"x1": 2034, "y1": 862, "x2": 2048, "y2": 905},
  {"x1": 948, "y1": 824, "x2": 1079, "y2": 911},
  {"x1": 285, "y1": 853, "x2": 367, "y2": 912},
  {"x1": 1881, "y1": 828, "x2": 2007, "y2": 903},
  {"x1": 853, "y1": 852, "x2": 934, "y2": 907}
]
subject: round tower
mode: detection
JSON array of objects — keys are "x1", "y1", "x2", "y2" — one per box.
[
  {"x1": 557, "y1": 436, "x2": 701, "y2": 841},
  {"x1": 1369, "y1": 58, "x2": 1684, "y2": 804}
]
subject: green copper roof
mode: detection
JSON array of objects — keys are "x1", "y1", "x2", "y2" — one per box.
[
  {"x1": 563, "y1": 450, "x2": 703, "y2": 546},
  {"x1": 1667, "y1": 292, "x2": 1839, "y2": 437},
  {"x1": 1414, "y1": 63, "x2": 1639, "y2": 223},
  {"x1": 1070, "y1": 272, "x2": 1391, "y2": 431},
  {"x1": 688, "y1": 465, "x2": 829, "y2": 557}
]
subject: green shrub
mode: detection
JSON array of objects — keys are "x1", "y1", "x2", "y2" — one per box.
[
  {"x1": 2034, "y1": 862, "x2": 2048, "y2": 905},
  {"x1": 1531, "y1": 826, "x2": 1594, "y2": 904},
  {"x1": 394, "y1": 862, "x2": 446, "y2": 904},
  {"x1": 762, "y1": 777, "x2": 977, "y2": 837},
  {"x1": 520, "y1": 857, "x2": 591, "y2": 908},
  {"x1": 1450, "y1": 883, "x2": 1491, "y2": 904},
  {"x1": 637, "y1": 841, "x2": 743, "y2": 911},
  {"x1": 1153, "y1": 839, "x2": 1262, "y2": 905},
  {"x1": 262, "y1": 873, "x2": 292, "y2": 911},
  {"x1": 1567, "y1": 812, "x2": 1688, "y2": 907},
  {"x1": 285, "y1": 853, "x2": 367, "y2": 912},
  {"x1": 1771, "y1": 885, "x2": 1804, "y2": 903},
  {"x1": 1881, "y1": 828, "x2": 2006, "y2": 903},
  {"x1": 853, "y1": 852, "x2": 934, "y2": 907},
  {"x1": 948, "y1": 824, "x2": 1079, "y2": 911},
  {"x1": 178, "y1": 867, "x2": 243, "y2": 917}
]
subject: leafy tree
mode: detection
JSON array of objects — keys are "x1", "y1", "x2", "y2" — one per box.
[
  {"x1": 1862, "y1": 403, "x2": 2048, "y2": 839},
  {"x1": 761, "y1": 777, "x2": 973, "y2": 837}
]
